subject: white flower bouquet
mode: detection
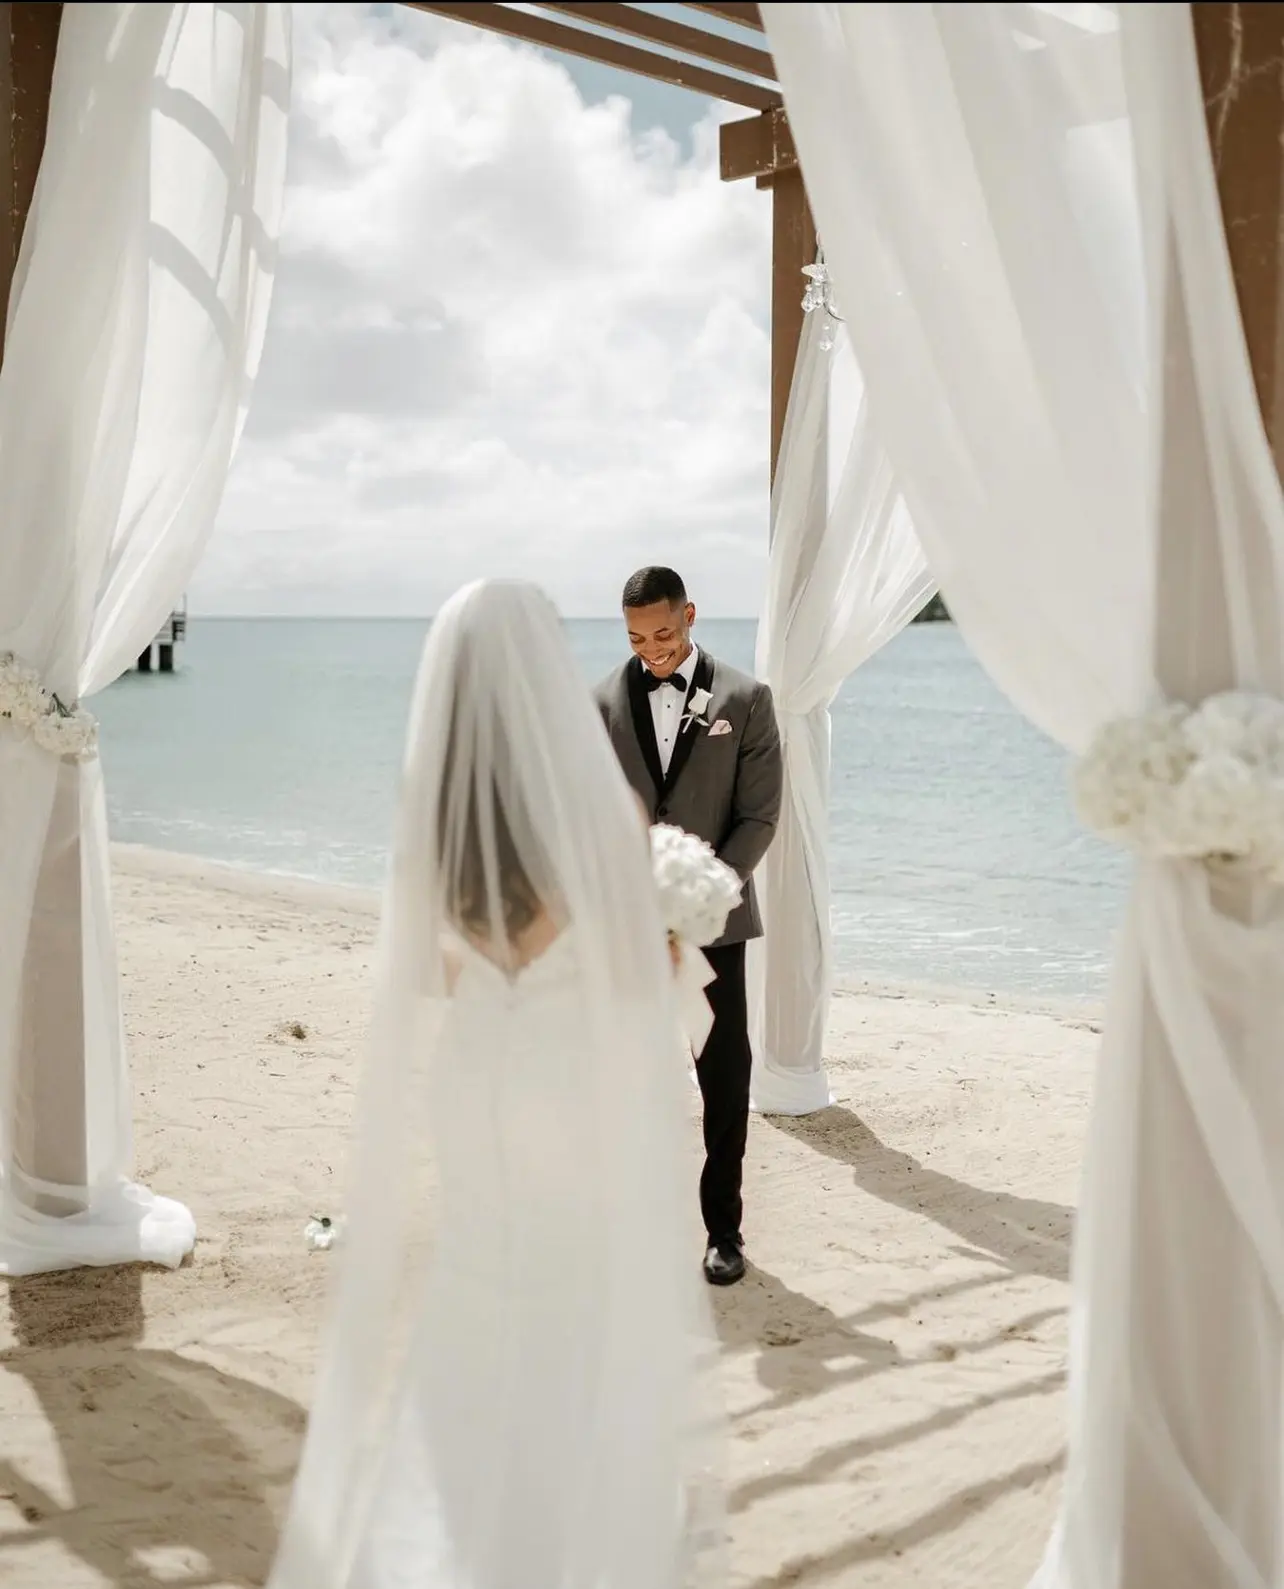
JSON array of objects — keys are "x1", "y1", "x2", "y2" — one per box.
[
  {"x1": 1074, "y1": 690, "x2": 1284, "y2": 879},
  {"x1": 650, "y1": 823, "x2": 743, "y2": 948},
  {"x1": 0, "y1": 651, "x2": 98, "y2": 760}
]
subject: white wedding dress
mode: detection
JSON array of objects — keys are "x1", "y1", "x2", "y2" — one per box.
[
  {"x1": 266, "y1": 581, "x2": 719, "y2": 1589},
  {"x1": 352, "y1": 930, "x2": 709, "y2": 1589}
]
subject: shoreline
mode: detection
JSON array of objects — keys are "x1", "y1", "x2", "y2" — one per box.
[
  {"x1": 111, "y1": 841, "x2": 1103, "y2": 1027},
  {"x1": 112, "y1": 841, "x2": 383, "y2": 918}
]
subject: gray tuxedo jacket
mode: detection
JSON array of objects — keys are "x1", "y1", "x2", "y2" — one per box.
[{"x1": 596, "y1": 651, "x2": 783, "y2": 948}]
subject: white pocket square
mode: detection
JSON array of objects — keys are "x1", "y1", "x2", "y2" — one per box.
[{"x1": 708, "y1": 719, "x2": 733, "y2": 737}]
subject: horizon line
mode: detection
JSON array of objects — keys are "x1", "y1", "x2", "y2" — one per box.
[{"x1": 183, "y1": 612, "x2": 762, "y2": 622}]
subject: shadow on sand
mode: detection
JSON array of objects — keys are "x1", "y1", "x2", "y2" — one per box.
[
  {"x1": 770, "y1": 1105, "x2": 1073, "y2": 1281},
  {"x1": 707, "y1": 1104, "x2": 1071, "y2": 1583},
  {"x1": 0, "y1": 1265, "x2": 301, "y2": 1588}
]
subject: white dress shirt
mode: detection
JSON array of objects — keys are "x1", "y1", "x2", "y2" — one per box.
[{"x1": 645, "y1": 646, "x2": 698, "y2": 778}]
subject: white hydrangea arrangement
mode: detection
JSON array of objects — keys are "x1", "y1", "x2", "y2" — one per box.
[
  {"x1": 1074, "y1": 691, "x2": 1284, "y2": 878},
  {"x1": 650, "y1": 823, "x2": 743, "y2": 948},
  {"x1": 0, "y1": 651, "x2": 98, "y2": 760}
]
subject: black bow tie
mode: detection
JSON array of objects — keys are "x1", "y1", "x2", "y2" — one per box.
[{"x1": 644, "y1": 671, "x2": 690, "y2": 694}]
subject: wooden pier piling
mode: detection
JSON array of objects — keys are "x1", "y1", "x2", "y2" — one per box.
[{"x1": 136, "y1": 601, "x2": 187, "y2": 674}]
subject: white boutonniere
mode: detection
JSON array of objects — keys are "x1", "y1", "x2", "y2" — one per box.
[{"x1": 682, "y1": 686, "x2": 714, "y2": 733}]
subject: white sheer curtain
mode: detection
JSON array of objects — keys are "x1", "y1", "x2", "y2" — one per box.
[
  {"x1": 750, "y1": 305, "x2": 932, "y2": 1115},
  {"x1": 0, "y1": 2, "x2": 290, "y2": 1277},
  {"x1": 766, "y1": 2, "x2": 1284, "y2": 1583}
]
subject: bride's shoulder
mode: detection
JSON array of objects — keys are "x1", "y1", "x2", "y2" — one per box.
[{"x1": 438, "y1": 926, "x2": 578, "y2": 997}]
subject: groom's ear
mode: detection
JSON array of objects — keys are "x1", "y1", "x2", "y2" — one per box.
[{"x1": 684, "y1": 601, "x2": 696, "y2": 629}]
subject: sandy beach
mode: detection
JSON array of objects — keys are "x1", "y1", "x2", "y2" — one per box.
[{"x1": 0, "y1": 844, "x2": 1099, "y2": 1588}]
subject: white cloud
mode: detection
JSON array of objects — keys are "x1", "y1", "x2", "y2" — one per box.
[{"x1": 194, "y1": 3, "x2": 772, "y2": 617}]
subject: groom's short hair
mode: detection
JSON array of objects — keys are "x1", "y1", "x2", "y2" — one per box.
[{"x1": 622, "y1": 566, "x2": 687, "y2": 611}]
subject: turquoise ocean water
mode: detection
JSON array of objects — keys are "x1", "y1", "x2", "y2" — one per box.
[{"x1": 94, "y1": 618, "x2": 1127, "y2": 1002}]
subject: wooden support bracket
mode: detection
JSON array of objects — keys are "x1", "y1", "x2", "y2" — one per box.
[{"x1": 719, "y1": 104, "x2": 796, "y2": 185}]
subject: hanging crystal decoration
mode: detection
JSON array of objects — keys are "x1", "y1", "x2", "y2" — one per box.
[
  {"x1": 800, "y1": 261, "x2": 831, "y2": 315},
  {"x1": 801, "y1": 258, "x2": 841, "y2": 352}
]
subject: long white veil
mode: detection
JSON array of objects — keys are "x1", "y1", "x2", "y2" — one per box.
[{"x1": 268, "y1": 578, "x2": 721, "y2": 1589}]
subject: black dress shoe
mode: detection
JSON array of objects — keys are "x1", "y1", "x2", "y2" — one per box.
[{"x1": 703, "y1": 1238, "x2": 746, "y2": 1287}]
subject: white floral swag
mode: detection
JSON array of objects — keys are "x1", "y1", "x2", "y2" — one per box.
[
  {"x1": 1074, "y1": 690, "x2": 1284, "y2": 879},
  {"x1": 650, "y1": 823, "x2": 742, "y2": 947},
  {"x1": 0, "y1": 651, "x2": 98, "y2": 760}
]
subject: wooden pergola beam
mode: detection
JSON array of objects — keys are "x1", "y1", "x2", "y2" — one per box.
[
  {"x1": 686, "y1": 3, "x2": 764, "y2": 32},
  {"x1": 540, "y1": 3, "x2": 775, "y2": 84},
  {"x1": 401, "y1": 1, "x2": 780, "y2": 109}
]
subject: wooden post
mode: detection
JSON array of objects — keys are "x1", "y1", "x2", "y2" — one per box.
[
  {"x1": 0, "y1": 5, "x2": 81, "y2": 1218},
  {"x1": 768, "y1": 166, "x2": 815, "y2": 488},
  {"x1": 720, "y1": 106, "x2": 815, "y2": 489},
  {"x1": 1114, "y1": 8, "x2": 1284, "y2": 1585},
  {"x1": 0, "y1": 4, "x2": 61, "y2": 348},
  {"x1": 1194, "y1": 4, "x2": 1284, "y2": 457}
]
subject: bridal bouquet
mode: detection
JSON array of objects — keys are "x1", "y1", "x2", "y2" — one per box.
[{"x1": 650, "y1": 823, "x2": 742, "y2": 948}]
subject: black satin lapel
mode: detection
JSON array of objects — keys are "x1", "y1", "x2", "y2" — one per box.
[
  {"x1": 627, "y1": 657, "x2": 664, "y2": 794},
  {"x1": 661, "y1": 651, "x2": 714, "y2": 799}
]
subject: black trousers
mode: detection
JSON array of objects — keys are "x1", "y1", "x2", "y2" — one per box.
[{"x1": 694, "y1": 941, "x2": 752, "y2": 1246}]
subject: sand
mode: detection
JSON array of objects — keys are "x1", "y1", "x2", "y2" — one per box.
[{"x1": 0, "y1": 844, "x2": 1100, "y2": 1589}]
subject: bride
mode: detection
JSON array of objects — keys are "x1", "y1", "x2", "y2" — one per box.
[{"x1": 267, "y1": 578, "x2": 721, "y2": 1589}]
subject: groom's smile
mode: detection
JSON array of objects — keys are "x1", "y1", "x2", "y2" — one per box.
[{"x1": 624, "y1": 597, "x2": 697, "y2": 679}]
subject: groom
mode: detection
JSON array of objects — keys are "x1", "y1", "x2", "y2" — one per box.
[{"x1": 597, "y1": 567, "x2": 782, "y2": 1286}]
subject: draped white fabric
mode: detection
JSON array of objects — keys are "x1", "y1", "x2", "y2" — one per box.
[
  {"x1": 750, "y1": 307, "x2": 932, "y2": 1115},
  {"x1": 766, "y1": 2, "x2": 1284, "y2": 1582},
  {"x1": 0, "y1": 2, "x2": 290, "y2": 1275}
]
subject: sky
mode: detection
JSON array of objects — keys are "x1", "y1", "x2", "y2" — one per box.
[{"x1": 194, "y1": 3, "x2": 773, "y2": 619}]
